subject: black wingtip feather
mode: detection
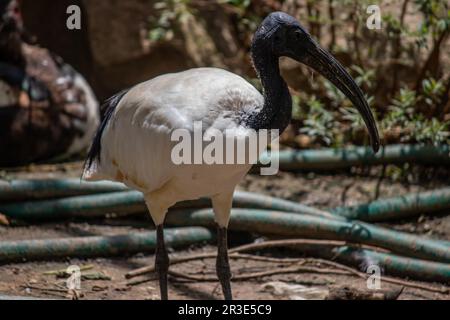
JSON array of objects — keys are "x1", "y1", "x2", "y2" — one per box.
[{"x1": 83, "y1": 89, "x2": 129, "y2": 173}]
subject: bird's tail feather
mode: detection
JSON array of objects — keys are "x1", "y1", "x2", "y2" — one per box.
[{"x1": 82, "y1": 89, "x2": 129, "y2": 176}]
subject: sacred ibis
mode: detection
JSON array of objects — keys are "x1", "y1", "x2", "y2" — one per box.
[
  {"x1": 0, "y1": 0, "x2": 99, "y2": 166},
  {"x1": 84, "y1": 12, "x2": 380, "y2": 300}
]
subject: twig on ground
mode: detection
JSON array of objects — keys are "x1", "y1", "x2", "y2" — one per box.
[
  {"x1": 20, "y1": 284, "x2": 67, "y2": 293},
  {"x1": 43, "y1": 264, "x2": 94, "y2": 276},
  {"x1": 125, "y1": 239, "x2": 384, "y2": 279},
  {"x1": 125, "y1": 239, "x2": 449, "y2": 294},
  {"x1": 127, "y1": 262, "x2": 350, "y2": 286},
  {"x1": 304, "y1": 258, "x2": 449, "y2": 294},
  {"x1": 169, "y1": 265, "x2": 350, "y2": 282},
  {"x1": 19, "y1": 284, "x2": 73, "y2": 299}
]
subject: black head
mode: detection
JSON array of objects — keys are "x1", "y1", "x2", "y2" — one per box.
[
  {"x1": 252, "y1": 12, "x2": 310, "y2": 55},
  {"x1": 252, "y1": 12, "x2": 380, "y2": 153}
]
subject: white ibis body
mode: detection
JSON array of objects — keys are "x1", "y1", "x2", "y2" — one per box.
[
  {"x1": 84, "y1": 12, "x2": 380, "y2": 300},
  {"x1": 84, "y1": 67, "x2": 263, "y2": 227}
]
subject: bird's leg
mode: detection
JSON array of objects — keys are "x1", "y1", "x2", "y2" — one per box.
[
  {"x1": 155, "y1": 224, "x2": 169, "y2": 300},
  {"x1": 216, "y1": 223, "x2": 232, "y2": 300},
  {"x1": 212, "y1": 191, "x2": 234, "y2": 300},
  {"x1": 144, "y1": 193, "x2": 171, "y2": 300}
]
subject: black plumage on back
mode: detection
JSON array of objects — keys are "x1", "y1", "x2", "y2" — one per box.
[{"x1": 84, "y1": 89, "x2": 129, "y2": 170}]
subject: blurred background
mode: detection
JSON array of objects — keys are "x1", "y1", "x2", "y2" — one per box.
[
  {"x1": 0, "y1": 0, "x2": 449, "y2": 300},
  {"x1": 18, "y1": 0, "x2": 450, "y2": 151}
]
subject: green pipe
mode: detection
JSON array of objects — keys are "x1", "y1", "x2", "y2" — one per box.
[
  {"x1": 165, "y1": 209, "x2": 450, "y2": 263},
  {"x1": 232, "y1": 191, "x2": 336, "y2": 219},
  {"x1": 259, "y1": 144, "x2": 450, "y2": 171},
  {"x1": 242, "y1": 242, "x2": 450, "y2": 283},
  {"x1": 0, "y1": 190, "x2": 337, "y2": 221},
  {"x1": 0, "y1": 179, "x2": 127, "y2": 202},
  {"x1": 331, "y1": 187, "x2": 450, "y2": 222},
  {"x1": 2, "y1": 184, "x2": 450, "y2": 224},
  {"x1": 3, "y1": 176, "x2": 450, "y2": 223},
  {"x1": 0, "y1": 227, "x2": 212, "y2": 263},
  {"x1": 330, "y1": 246, "x2": 450, "y2": 283},
  {"x1": 1, "y1": 144, "x2": 449, "y2": 202},
  {"x1": 0, "y1": 191, "x2": 146, "y2": 220}
]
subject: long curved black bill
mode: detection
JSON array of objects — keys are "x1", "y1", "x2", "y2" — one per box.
[{"x1": 299, "y1": 44, "x2": 380, "y2": 153}]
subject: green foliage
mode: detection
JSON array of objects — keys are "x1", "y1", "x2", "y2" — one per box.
[
  {"x1": 323, "y1": 79, "x2": 346, "y2": 108},
  {"x1": 415, "y1": 0, "x2": 450, "y2": 35},
  {"x1": 221, "y1": 0, "x2": 251, "y2": 9},
  {"x1": 148, "y1": 0, "x2": 191, "y2": 43},
  {"x1": 386, "y1": 88, "x2": 418, "y2": 124},
  {"x1": 422, "y1": 77, "x2": 446, "y2": 108},
  {"x1": 351, "y1": 65, "x2": 375, "y2": 90},
  {"x1": 291, "y1": 94, "x2": 303, "y2": 121},
  {"x1": 289, "y1": 0, "x2": 450, "y2": 148},
  {"x1": 415, "y1": 118, "x2": 449, "y2": 145},
  {"x1": 298, "y1": 95, "x2": 338, "y2": 146},
  {"x1": 380, "y1": 83, "x2": 449, "y2": 145},
  {"x1": 146, "y1": 0, "x2": 450, "y2": 149},
  {"x1": 341, "y1": 96, "x2": 375, "y2": 130}
]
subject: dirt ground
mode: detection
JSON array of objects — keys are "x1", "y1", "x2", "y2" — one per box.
[{"x1": 0, "y1": 162, "x2": 449, "y2": 300}]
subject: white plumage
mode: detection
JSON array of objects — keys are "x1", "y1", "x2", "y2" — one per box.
[
  {"x1": 84, "y1": 67, "x2": 264, "y2": 226},
  {"x1": 84, "y1": 12, "x2": 380, "y2": 300}
]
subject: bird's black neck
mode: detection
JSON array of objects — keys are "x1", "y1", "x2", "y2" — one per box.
[{"x1": 245, "y1": 44, "x2": 292, "y2": 132}]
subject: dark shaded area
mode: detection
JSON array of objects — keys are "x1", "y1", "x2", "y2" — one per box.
[
  {"x1": 21, "y1": 0, "x2": 92, "y2": 83},
  {"x1": 20, "y1": 0, "x2": 190, "y2": 100}
]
